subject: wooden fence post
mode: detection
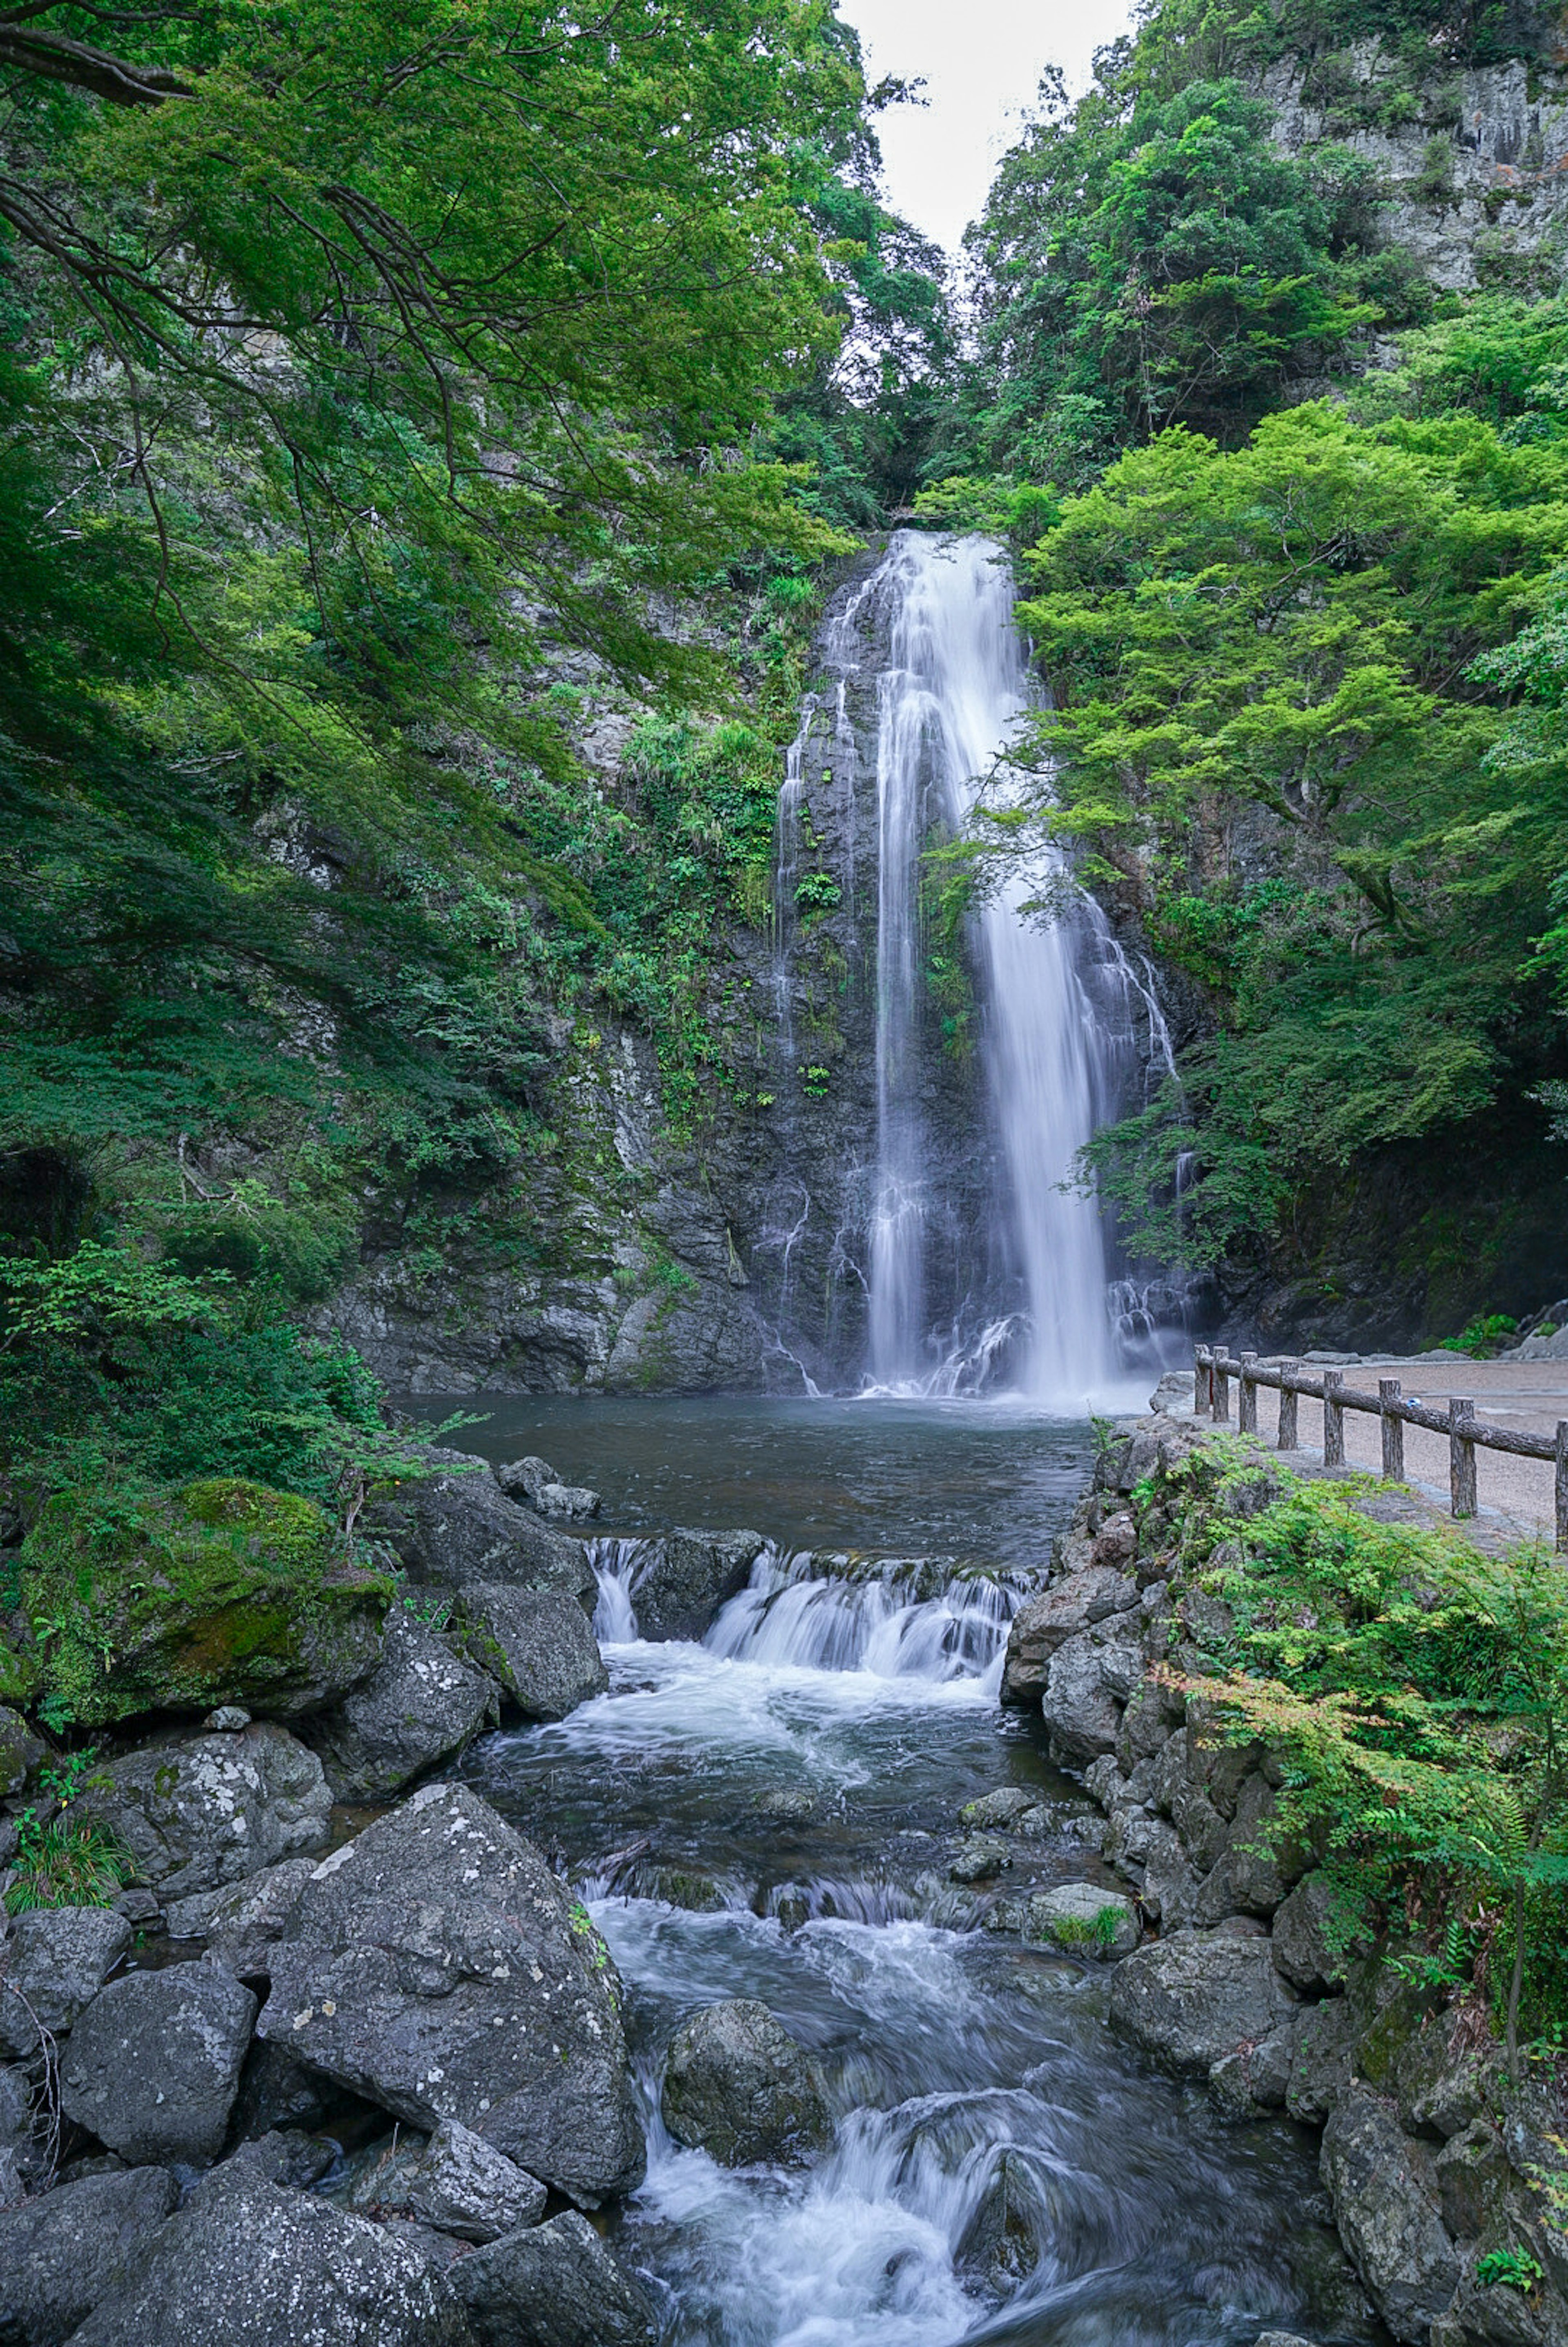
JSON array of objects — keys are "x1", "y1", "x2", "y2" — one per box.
[
  {"x1": 1212, "y1": 1354, "x2": 1230, "y2": 1424},
  {"x1": 1450, "y1": 1398, "x2": 1477, "y2": 1519},
  {"x1": 1194, "y1": 1345, "x2": 1212, "y2": 1414},
  {"x1": 1239, "y1": 1352, "x2": 1258, "y2": 1434},
  {"x1": 1277, "y1": 1365, "x2": 1298, "y2": 1450},
  {"x1": 1379, "y1": 1379, "x2": 1404, "y2": 1482},
  {"x1": 1323, "y1": 1370, "x2": 1345, "y2": 1468},
  {"x1": 1556, "y1": 1421, "x2": 1568, "y2": 1555}
]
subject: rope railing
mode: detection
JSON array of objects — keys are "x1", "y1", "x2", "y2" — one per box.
[{"x1": 1192, "y1": 1345, "x2": 1568, "y2": 1552}]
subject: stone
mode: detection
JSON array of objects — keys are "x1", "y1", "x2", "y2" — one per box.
[
  {"x1": 661, "y1": 1997, "x2": 832, "y2": 2168},
  {"x1": 1192, "y1": 1774, "x2": 1292, "y2": 1923},
  {"x1": 203, "y1": 1708, "x2": 251, "y2": 1733},
  {"x1": 495, "y1": 1456, "x2": 601, "y2": 1520},
  {"x1": 631, "y1": 1528, "x2": 766, "y2": 1642},
  {"x1": 1088, "y1": 1513, "x2": 1137, "y2": 1569},
  {"x1": 162, "y1": 1854, "x2": 317, "y2": 1978},
  {"x1": 1039, "y1": 1631, "x2": 1127, "y2": 1765},
  {"x1": 0, "y1": 1710, "x2": 43, "y2": 1802},
  {"x1": 1208, "y1": 2024, "x2": 1294, "y2": 2114},
  {"x1": 1286, "y1": 1988, "x2": 1372, "y2": 2126},
  {"x1": 62, "y1": 2167, "x2": 472, "y2": 2347},
  {"x1": 455, "y1": 1585, "x2": 608, "y2": 1720},
  {"x1": 0, "y1": 2166, "x2": 178, "y2": 2346},
  {"x1": 61, "y1": 1958, "x2": 258, "y2": 2166},
  {"x1": 959, "y1": 1787, "x2": 1036, "y2": 1830},
  {"x1": 257, "y1": 1783, "x2": 643, "y2": 2200},
  {"x1": 452, "y1": 2209, "x2": 655, "y2": 2347},
  {"x1": 1149, "y1": 1371, "x2": 1197, "y2": 1416},
  {"x1": 17, "y1": 1479, "x2": 387, "y2": 1727},
  {"x1": 0, "y1": 1907, "x2": 130, "y2": 2058},
  {"x1": 76, "y1": 1723, "x2": 332, "y2": 1899},
  {"x1": 999, "y1": 1567, "x2": 1140, "y2": 1708},
  {"x1": 0, "y1": 2064, "x2": 38, "y2": 2186},
  {"x1": 399, "y1": 2118, "x2": 547, "y2": 2242},
  {"x1": 1433, "y1": 2121, "x2": 1509, "y2": 2241},
  {"x1": 1022, "y1": 1884, "x2": 1140, "y2": 1957},
  {"x1": 1271, "y1": 1872, "x2": 1347, "y2": 1994},
  {"x1": 1108, "y1": 1930, "x2": 1296, "y2": 2077},
  {"x1": 307, "y1": 1604, "x2": 499, "y2": 1800},
  {"x1": 1139, "y1": 1821, "x2": 1201, "y2": 1929},
  {"x1": 1116, "y1": 1679, "x2": 1176, "y2": 1770},
  {"x1": 1393, "y1": 2011, "x2": 1492, "y2": 2142},
  {"x1": 1320, "y1": 2086, "x2": 1461, "y2": 2344},
  {"x1": 950, "y1": 1836, "x2": 1013, "y2": 1883},
  {"x1": 365, "y1": 1451, "x2": 594, "y2": 1608},
  {"x1": 753, "y1": 1789, "x2": 816, "y2": 1821},
  {"x1": 956, "y1": 2149, "x2": 1049, "y2": 2298}
]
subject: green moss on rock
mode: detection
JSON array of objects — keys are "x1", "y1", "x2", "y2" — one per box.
[{"x1": 18, "y1": 1478, "x2": 390, "y2": 1727}]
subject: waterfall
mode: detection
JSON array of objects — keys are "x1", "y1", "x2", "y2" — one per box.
[{"x1": 866, "y1": 531, "x2": 1127, "y2": 1403}]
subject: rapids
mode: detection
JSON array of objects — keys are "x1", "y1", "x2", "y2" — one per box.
[{"x1": 454, "y1": 1403, "x2": 1372, "y2": 2347}]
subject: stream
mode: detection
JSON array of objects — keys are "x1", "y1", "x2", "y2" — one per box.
[{"x1": 433, "y1": 1396, "x2": 1370, "y2": 2347}]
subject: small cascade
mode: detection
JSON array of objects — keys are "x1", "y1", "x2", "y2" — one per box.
[
  {"x1": 589, "y1": 1535, "x2": 660, "y2": 1642},
  {"x1": 705, "y1": 1549, "x2": 1022, "y2": 1684}
]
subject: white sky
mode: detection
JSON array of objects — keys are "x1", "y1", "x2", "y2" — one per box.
[{"x1": 840, "y1": 0, "x2": 1138, "y2": 258}]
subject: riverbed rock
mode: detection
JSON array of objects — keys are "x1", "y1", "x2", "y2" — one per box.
[
  {"x1": 62, "y1": 2165, "x2": 473, "y2": 2347},
  {"x1": 1039, "y1": 1623, "x2": 1140, "y2": 1765},
  {"x1": 61, "y1": 1959, "x2": 258, "y2": 2166},
  {"x1": 956, "y1": 2149, "x2": 1050, "y2": 2298},
  {"x1": 0, "y1": 1906, "x2": 131, "y2": 2058},
  {"x1": 258, "y1": 1782, "x2": 644, "y2": 2200},
  {"x1": 1320, "y1": 2086, "x2": 1462, "y2": 2343},
  {"x1": 307, "y1": 1605, "x2": 500, "y2": 1800},
  {"x1": 76, "y1": 1723, "x2": 332, "y2": 1898},
  {"x1": 0, "y1": 2166, "x2": 178, "y2": 2346},
  {"x1": 496, "y1": 1457, "x2": 601, "y2": 1521},
  {"x1": 1022, "y1": 1884, "x2": 1140, "y2": 1957},
  {"x1": 163, "y1": 1854, "x2": 317, "y2": 1978},
  {"x1": 454, "y1": 1585, "x2": 607, "y2": 1719},
  {"x1": 452, "y1": 2208, "x2": 655, "y2": 2347},
  {"x1": 366, "y1": 1452, "x2": 593, "y2": 1608},
  {"x1": 1108, "y1": 1930, "x2": 1296, "y2": 2077},
  {"x1": 959, "y1": 1787, "x2": 1036, "y2": 1831},
  {"x1": 399, "y1": 2119, "x2": 547, "y2": 2242},
  {"x1": 950, "y1": 1835, "x2": 1013, "y2": 1883},
  {"x1": 630, "y1": 1528, "x2": 766, "y2": 1642},
  {"x1": 16, "y1": 1479, "x2": 387, "y2": 1727},
  {"x1": 661, "y1": 1997, "x2": 832, "y2": 2168},
  {"x1": 999, "y1": 1567, "x2": 1140, "y2": 1709}
]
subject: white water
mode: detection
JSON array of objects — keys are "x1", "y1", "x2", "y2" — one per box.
[
  {"x1": 866, "y1": 532, "x2": 1129, "y2": 1406},
  {"x1": 464, "y1": 1535, "x2": 1349, "y2": 2347}
]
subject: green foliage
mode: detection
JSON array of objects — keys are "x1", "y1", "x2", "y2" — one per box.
[
  {"x1": 1477, "y1": 2247, "x2": 1545, "y2": 2292},
  {"x1": 6, "y1": 1813, "x2": 128, "y2": 1915},
  {"x1": 1452, "y1": 1314, "x2": 1521, "y2": 1357},
  {"x1": 1175, "y1": 1465, "x2": 1568, "y2": 2055}
]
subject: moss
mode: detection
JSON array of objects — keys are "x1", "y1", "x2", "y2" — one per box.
[{"x1": 18, "y1": 1478, "x2": 390, "y2": 1727}]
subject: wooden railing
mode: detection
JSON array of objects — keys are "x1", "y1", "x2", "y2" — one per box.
[{"x1": 1192, "y1": 1345, "x2": 1568, "y2": 1551}]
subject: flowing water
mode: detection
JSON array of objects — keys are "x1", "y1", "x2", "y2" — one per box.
[
  {"x1": 862, "y1": 533, "x2": 1177, "y2": 1406},
  {"x1": 446, "y1": 1398, "x2": 1372, "y2": 2347}
]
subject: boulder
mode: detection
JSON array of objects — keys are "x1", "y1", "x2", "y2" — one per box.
[
  {"x1": 257, "y1": 1783, "x2": 644, "y2": 2200},
  {"x1": 958, "y1": 1788, "x2": 1036, "y2": 1831},
  {"x1": 454, "y1": 1586, "x2": 607, "y2": 1720},
  {"x1": 345, "y1": 2120, "x2": 546, "y2": 2243},
  {"x1": 1140, "y1": 1821, "x2": 1201, "y2": 1929},
  {"x1": 0, "y1": 2166, "x2": 178, "y2": 2346},
  {"x1": 1285, "y1": 1986, "x2": 1373, "y2": 2125},
  {"x1": 1108, "y1": 1930, "x2": 1296, "y2": 2077},
  {"x1": 163, "y1": 1855, "x2": 317, "y2": 1978},
  {"x1": 1321, "y1": 2086, "x2": 1461, "y2": 2343},
  {"x1": 16, "y1": 1479, "x2": 386, "y2": 1727},
  {"x1": 61, "y1": 2166, "x2": 473, "y2": 2347},
  {"x1": 1194, "y1": 1777, "x2": 1293, "y2": 1924},
  {"x1": 61, "y1": 1958, "x2": 257, "y2": 2166},
  {"x1": 956, "y1": 2149, "x2": 1050, "y2": 2298},
  {"x1": 1433, "y1": 2121, "x2": 1509, "y2": 2241},
  {"x1": 1039, "y1": 1627, "x2": 1135, "y2": 1765},
  {"x1": 661, "y1": 1997, "x2": 831, "y2": 2168},
  {"x1": 1208, "y1": 2024, "x2": 1294, "y2": 2114},
  {"x1": 1271, "y1": 1872, "x2": 1346, "y2": 1995},
  {"x1": 452, "y1": 2209, "x2": 655, "y2": 2347},
  {"x1": 1394, "y1": 2013, "x2": 1490, "y2": 2142},
  {"x1": 0, "y1": 1711, "x2": 43, "y2": 1803},
  {"x1": 999, "y1": 1567, "x2": 1139, "y2": 1709},
  {"x1": 1022, "y1": 1884, "x2": 1140, "y2": 1958},
  {"x1": 307, "y1": 1606, "x2": 499, "y2": 1800},
  {"x1": 949, "y1": 1836, "x2": 1012, "y2": 1883},
  {"x1": 0, "y1": 1907, "x2": 130, "y2": 2059},
  {"x1": 76, "y1": 1724, "x2": 332, "y2": 1898},
  {"x1": 0, "y1": 2064, "x2": 38, "y2": 2189},
  {"x1": 631, "y1": 1528, "x2": 766, "y2": 1642},
  {"x1": 365, "y1": 1452, "x2": 593, "y2": 1608},
  {"x1": 496, "y1": 1458, "x2": 601, "y2": 1522}
]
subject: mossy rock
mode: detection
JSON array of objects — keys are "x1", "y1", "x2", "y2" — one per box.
[
  {"x1": 0, "y1": 1638, "x2": 39, "y2": 1710},
  {"x1": 18, "y1": 1477, "x2": 390, "y2": 1727}
]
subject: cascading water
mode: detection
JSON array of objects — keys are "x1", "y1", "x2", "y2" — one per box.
[{"x1": 866, "y1": 531, "x2": 1126, "y2": 1402}]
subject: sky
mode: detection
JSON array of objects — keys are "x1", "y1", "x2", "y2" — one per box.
[{"x1": 840, "y1": 0, "x2": 1138, "y2": 258}]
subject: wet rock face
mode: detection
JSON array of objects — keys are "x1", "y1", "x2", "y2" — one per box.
[
  {"x1": 0, "y1": 2166, "x2": 178, "y2": 2347},
  {"x1": 956, "y1": 2149, "x2": 1051, "y2": 2300},
  {"x1": 1321, "y1": 2088, "x2": 1463, "y2": 2344},
  {"x1": 76, "y1": 1723, "x2": 332, "y2": 1898},
  {"x1": 661, "y1": 1997, "x2": 833, "y2": 2169},
  {"x1": 630, "y1": 1528, "x2": 766, "y2": 1642},
  {"x1": 61, "y1": 2166, "x2": 474, "y2": 2347},
  {"x1": 999, "y1": 1567, "x2": 1141, "y2": 1710},
  {"x1": 454, "y1": 1585, "x2": 608, "y2": 1719},
  {"x1": 61, "y1": 1959, "x2": 258, "y2": 2166},
  {"x1": 452, "y1": 2208, "x2": 656, "y2": 2347},
  {"x1": 257, "y1": 1783, "x2": 644, "y2": 2200},
  {"x1": 1108, "y1": 1930, "x2": 1297, "y2": 2077}
]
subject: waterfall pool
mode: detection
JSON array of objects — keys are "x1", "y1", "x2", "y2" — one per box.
[{"x1": 418, "y1": 1396, "x2": 1374, "y2": 2347}]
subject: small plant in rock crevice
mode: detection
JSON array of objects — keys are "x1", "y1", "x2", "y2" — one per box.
[{"x1": 1477, "y1": 2246, "x2": 1544, "y2": 2292}]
